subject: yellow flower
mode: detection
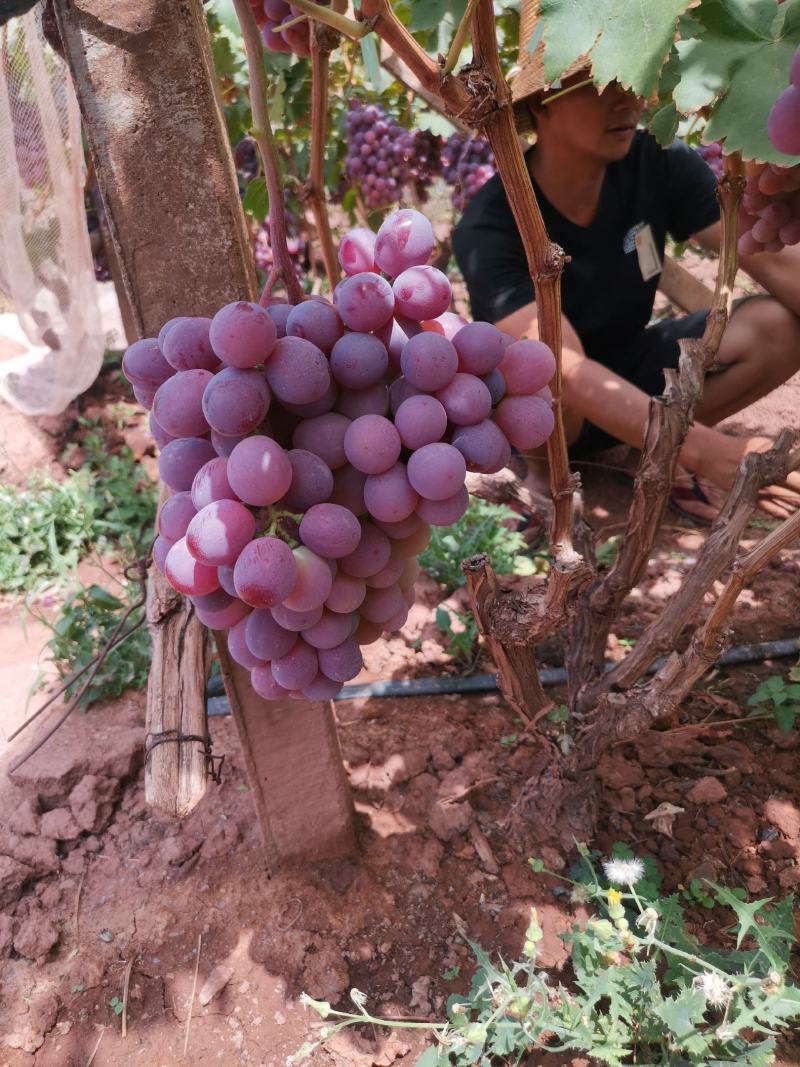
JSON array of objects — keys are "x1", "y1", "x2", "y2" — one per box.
[{"x1": 607, "y1": 889, "x2": 623, "y2": 907}]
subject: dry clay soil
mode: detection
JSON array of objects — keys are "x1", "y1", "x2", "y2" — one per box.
[{"x1": 0, "y1": 359, "x2": 799, "y2": 1066}]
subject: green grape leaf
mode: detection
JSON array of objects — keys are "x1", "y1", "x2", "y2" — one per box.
[
  {"x1": 242, "y1": 177, "x2": 268, "y2": 222},
  {"x1": 674, "y1": 0, "x2": 800, "y2": 163},
  {"x1": 407, "y1": 0, "x2": 450, "y2": 32},
  {"x1": 538, "y1": 0, "x2": 695, "y2": 97}
]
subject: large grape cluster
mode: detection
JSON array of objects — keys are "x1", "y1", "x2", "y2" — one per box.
[
  {"x1": 122, "y1": 208, "x2": 555, "y2": 702},
  {"x1": 738, "y1": 162, "x2": 800, "y2": 254},
  {"x1": 767, "y1": 46, "x2": 800, "y2": 157},
  {"x1": 442, "y1": 133, "x2": 496, "y2": 212}
]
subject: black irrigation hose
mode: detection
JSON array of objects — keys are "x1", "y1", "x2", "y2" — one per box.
[{"x1": 205, "y1": 636, "x2": 800, "y2": 715}]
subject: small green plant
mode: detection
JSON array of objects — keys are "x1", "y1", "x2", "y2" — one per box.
[
  {"x1": 435, "y1": 606, "x2": 481, "y2": 671},
  {"x1": 747, "y1": 667, "x2": 800, "y2": 735},
  {"x1": 420, "y1": 499, "x2": 546, "y2": 593},
  {"x1": 683, "y1": 879, "x2": 747, "y2": 911},
  {"x1": 295, "y1": 850, "x2": 800, "y2": 1067},
  {"x1": 595, "y1": 534, "x2": 621, "y2": 570},
  {"x1": 109, "y1": 995, "x2": 123, "y2": 1016}
]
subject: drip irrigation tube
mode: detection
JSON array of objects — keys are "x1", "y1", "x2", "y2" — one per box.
[{"x1": 205, "y1": 636, "x2": 799, "y2": 716}]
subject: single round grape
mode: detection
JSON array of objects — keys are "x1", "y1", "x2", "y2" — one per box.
[
  {"x1": 157, "y1": 317, "x2": 186, "y2": 350},
  {"x1": 245, "y1": 608, "x2": 297, "y2": 660},
  {"x1": 389, "y1": 376, "x2": 421, "y2": 414},
  {"x1": 228, "y1": 615, "x2": 267, "y2": 670},
  {"x1": 482, "y1": 368, "x2": 506, "y2": 406},
  {"x1": 436, "y1": 373, "x2": 492, "y2": 426},
  {"x1": 152, "y1": 534, "x2": 173, "y2": 575},
  {"x1": 398, "y1": 557, "x2": 420, "y2": 591},
  {"x1": 266, "y1": 302, "x2": 292, "y2": 338},
  {"x1": 201, "y1": 367, "x2": 270, "y2": 436},
  {"x1": 282, "y1": 546, "x2": 334, "y2": 612},
  {"x1": 496, "y1": 396, "x2": 555, "y2": 450},
  {"x1": 228, "y1": 435, "x2": 293, "y2": 505},
  {"x1": 298, "y1": 503, "x2": 362, "y2": 560},
  {"x1": 233, "y1": 536, "x2": 298, "y2": 608},
  {"x1": 302, "y1": 674, "x2": 344, "y2": 700},
  {"x1": 132, "y1": 383, "x2": 156, "y2": 409},
  {"x1": 217, "y1": 563, "x2": 238, "y2": 597},
  {"x1": 302, "y1": 609, "x2": 357, "y2": 650},
  {"x1": 452, "y1": 322, "x2": 506, "y2": 375},
  {"x1": 339, "y1": 521, "x2": 391, "y2": 578},
  {"x1": 365, "y1": 554, "x2": 405, "y2": 589},
  {"x1": 389, "y1": 520, "x2": 431, "y2": 558},
  {"x1": 282, "y1": 379, "x2": 339, "y2": 419},
  {"x1": 452, "y1": 419, "x2": 511, "y2": 474},
  {"x1": 360, "y1": 584, "x2": 405, "y2": 624},
  {"x1": 158, "y1": 492, "x2": 196, "y2": 542},
  {"x1": 158, "y1": 437, "x2": 216, "y2": 492},
  {"x1": 335, "y1": 382, "x2": 389, "y2": 419},
  {"x1": 272, "y1": 638, "x2": 318, "y2": 690},
  {"x1": 292, "y1": 412, "x2": 351, "y2": 470},
  {"x1": 122, "y1": 338, "x2": 175, "y2": 390},
  {"x1": 153, "y1": 369, "x2": 213, "y2": 438},
  {"x1": 338, "y1": 227, "x2": 377, "y2": 275},
  {"x1": 407, "y1": 442, "x2": 466, "y2": 501},
  {"x1": 383, "y1": 605, "x2": 409, "y2": 632},
  {"x1": 394, "y1": 395, "x2": 447, "y2": 450},
  {"x1": 499, "y1": 340, "x2": 556, "y2": 395},
  {"x1": 286, "y1": 300, "x2": 344, "y2": 353},
  {"x1": 280, "y1": 19, "x2": 310, "y2": 58},
  {"x1": 186, "y1": 499, "x2": 256, "y2": 567},
  {"x1": 416, "y1": 485, "x2": 469, "y2": 526},
  {"x1": 330, "y1": 334, "x2": 389, "y2": 390},
  {"x1": 209, "y1": 301, "x2": 277, "y2": 368},
  {"x1": 768, "y1": 86, "x2": 800, "y2": 156},
  {"x1": 355, "y1": 617, "x2": 383, "y2": 645},
  {"x1": 281, "y1": 449, "x2": 334, "y2": 511},
  {"x1": 149, "y1": 410, "x2": 176, "y2": 449},
  {"x1": 329, "y1": 464, "x2": 367, "y2": 515},
  {"x1": 374, "y1": 512, "x2": 422, "y2": 540},
  {"x1": 164, "y1": 537, "x2": 219, "y2": 596},
  {"x1": 374, "y1": 209, "x2": 435, "y2": 277},
  {"x1": 271, "y1": 602, "x2": 323, "y2": 632},
  {"x1": 364, "y1": 462, "x2": 419, "y2": 523},
  {"x1": 400, "y1": 333, "x2": 458, "y2": 393},
  {"x1": 210, "y1": 429, "x2": 248, "y2": 458},
  {"x1": 392, "y1": 265, "x2": 451, "y2": 321},
  {"x1": 343, "y1": 414, "x2": 402, "y2": 476},
  {"x1": 335, "y1": 272, "x2": 395, "y2": 332},
  {"x1": 191, "y1": 457, "x2": 237, "y2": 509},
  {"x1": 318, "y1": 636, "x2": 363, "y2": 682},
  {"x1": 251, "y1": 664, "x2": 291, "y2": 700},
  {"x1": 162, "y1": 317, "x2": 220, "y2": 372},
  {"x1": 192, "y1": 588, "x2": 250, "y2": 629},
  {"x1": 374, "y1": 317, "x2": 411, "y2": 368},
  {"x1": 325, "y1": 572, "x2": 366, "y2": 613},
  {"x1": 421, "y1": 311, "x2": 468, "y2": 341},
  {"x1": 264, "y1": 336, "x2": 331, "y2": 406}
]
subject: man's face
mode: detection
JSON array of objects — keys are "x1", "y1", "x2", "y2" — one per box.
[{"x1": 533, "y1": 77, "x2": 645, "y2": 163}]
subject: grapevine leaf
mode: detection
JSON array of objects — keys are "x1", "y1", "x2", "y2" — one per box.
[
  {"x1": 359, "y1": 34, "x2": 383, "y2": 92},
  {"x1": 242, "y1": 177, "x2": 268, "y2": 222},
  {"x1": 649, "y1": 102, "x2": 680, "y2": 146},
  {"x1": 537, "y1": 0, "x2": 694, "y2": 97},
  {"x1": 407, "y1": 0, "x2": 450, "y2": 32}
]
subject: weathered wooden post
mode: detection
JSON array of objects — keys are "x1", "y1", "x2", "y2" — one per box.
[{"x1": 53, "y1": 0, "x2": 356, "y2": 864}]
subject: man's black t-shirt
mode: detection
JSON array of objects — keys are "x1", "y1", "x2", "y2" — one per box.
[{"x1": 452, "y1": 131, "x2": 720, "y2": 361}]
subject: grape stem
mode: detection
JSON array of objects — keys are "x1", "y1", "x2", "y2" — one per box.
[
  {"x1": 442, "y1": 0, "x2": 480, "y2": 78},
  {"x1": 259, "y1": 266, "x2": 283, "y2": 306},
  {"x1": 306, "y1": 31, "x2": 342, "y2": 290},
  {"x1": 288, "y1": 0, "x2": 369, "y2": 40},
  {"x1": 233, "y1": 0, "x2": 305, "y2": 305}
]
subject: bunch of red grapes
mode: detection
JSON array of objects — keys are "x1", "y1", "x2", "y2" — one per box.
[
  {"x1": 122, "y1": 208, "x2": 555, "y2": 702},
  {"x1": 441, "y1": 133, "x2": 496, "y2": 212},
  {"x1": 768, "y1": 46, "x2": 800, "y2": 157}
]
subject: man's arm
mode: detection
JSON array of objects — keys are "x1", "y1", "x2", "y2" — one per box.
[{"x1": 693, "y1": 222, "x2": 800, "y2": 318}]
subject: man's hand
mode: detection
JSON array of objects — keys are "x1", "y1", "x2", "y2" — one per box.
[{"x1": 689, "y1": 431, "x2": 800, "y2": 519}]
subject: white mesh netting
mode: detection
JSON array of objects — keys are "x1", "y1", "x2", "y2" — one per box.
[{"x1": 0, "y1": 5, "x2": 104, "y2": 416}]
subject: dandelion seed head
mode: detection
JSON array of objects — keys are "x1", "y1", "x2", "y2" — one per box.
[
  {"x1": 603, "y1": 857, "x2": 645, "y2": 886},
  {"x1": 693, "y1": 971, "x2": 732, "y2": 1008}
]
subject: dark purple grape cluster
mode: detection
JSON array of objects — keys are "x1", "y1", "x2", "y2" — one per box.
[
  {"x1": 441, "y1": 133, "x2": 496, "y2": 212},
  {"x1": 768, "y1": 46, "x2": 800, "y2": 156},
  {"x1": 234, "y1": 137, "x2": 259, "y2": 184},
  {"x1": 121, "y1": 208, "x2": 556, "y2": 704},
  {"x1": 696, "y1": 141, "x2": 723, "y2": 180}
]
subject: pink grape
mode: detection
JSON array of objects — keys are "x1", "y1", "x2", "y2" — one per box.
[
  {"x1": 330, "y1": 334, "x2": 389, "y2": 390},
  {"x1": 153, "y1": 369, "x2": 213, "y2": 437},
  {"x1": 374, "y1": 513, "x2": 423, "y2": 539},
  {"x1": 388, "y1": 520, "x2": 431, "y2": 558},
  {"x1": 227, "y1": 435, "x2": 292, "y2": 505},
  {"x1": 496, "y1": 395, "x2": 555, "y2": 450},
  {"x1": 292, "y1": 412, "x2": 350, "y2": 469},
  {"x1": 392, "y1": 265, "x2": 451, "y2": 320},
  {"x1": 228, "y1": 616, "x2": 267, "y2": 670},
  {"x1": 482, "y1": 368, "x2": 507, "y2": 405},
  {"x1": 383, "y1": 606, "x2": 409, "y2": 633},
  {"x1": 356, "y1": 618, "x2": 382, "y2": 645},
  {"x1": 394, "y1": 395, "x2": 447, "y2": 449},
  {"x1": 191, "y1": 588, "x2": 249, "y2": 629},
  {"x1": 335, "y1": 272, "x2": 395, "y2": 331},
  {"x1": 158, "y1": 437, "x2": 216, "y2": 491},
  {"x1": 264, "y1": 336, "x2": 331, "y2": 405},
  {"x1": 271, "y1": 602, "x2": 323, "y2": 632},
  {"x1": 768, "y1": 86, "x2": 800, "y2": 156},
  {"x1": 360, "y1": 584, "x2": 405, "y2": 624},
  {"x1": 152, "y1": 534, "x2": 173, "y2": 574},
  {"x1": 389, "y1": 376, "x2": 421, "y2": 414},
  {"x1": 218, "y1": 563, "x2": 237, "y2": 597},
  {"x1": 132, "y1": 384, "x2": 156, "y2": 409},
  {"x1": 266, "y1": 303, "x2": 292, "y2": 338},
  {"x1": 422, "y1": 311, "x2": 468, "y2": 340},
  {"x1": 400, "y1": 333, "x2": 458, "y2": 392},
  {"x1": 283, "y1": 546, "x2": 333, "y2": 611},
  {"x1": 191, "y1": 457, "x2": 237, "y2": 509},
  {"x1": 318, "y1": 636, "x2": 363, "y2": 682},
  {"x1": 161, "y1": 317, "x2": 220, "y2": 372},
  {"x1": 157, "y1": 492, "x2": 196, "y2": 541},
  {"x1": 211, "y1": 429, "x2": 248, "y2": 458},
  {"x1": 453, "y1": 321, "x2": 507, "y2": 375},
  {"x1": 122, "y1": 338, "x2": 175, "y2": 390},
  {"x1": 436, "y1": 373, "x2": 492, "y2": 426},
  {"x1": 282, "y1": 379, "x2": 339, "y2": 418},
  {"x1": 329, "y1": 464, "x2": 367, "y2": 515},
  {"x1": 209, "y1": 301, "x2": 277, "y2": 368},
  {"x1": 165, "y1": 537, "x2": 219, "y2": 596},
  {"x1": 251, "y1": 664, "x2": 291, "y2": 700},
  {"x1": 398, "y1": 557, "x2": 420, "y2": 590},
  {"x1": 149, "y1": 410, "x2": 175, "y2": 449},
  {"x1": 299, "y1": 503, "x2": 362, "y2": 559},
  {"x1": 364, "y1": 463, "x2": 419, "y2": 523},
  {"x1": 374, "y1": 317, "x2": 411, "y2": 368},
  {"x1": 338, "y1": 227, "x2": 377, "y2": 275},
  {"x1": 325, "y1": 572, "x2": 366, "y2": 613},
  {"x1": 233, "y1": 536, "x2": 298, "y2": 607},
  {"x1": 499, "y1": 339, "x2": 556, "y2": 394},
  {"x1": 280, "y1": 20, "x2": 310, "y2": 58},
  {"x1": 416, "y1": 485, "x2": 469, "y2": 526},
  {"x1": 343, "y1": 415, "x2": 401, "y2": 475},
  {"x1": 202, "y1": 367, "x2": 270, "y2": 436},
  {"x1": 335, "y1": 382, "x2": 389, "y2": 419},
  {"x1": 282, "y1": 449, "x2": 334, "y2": 510},
  {"x1": 157, "y1": 317, "x2": 186, "y2": 349},
  {"x1": 302, "y1": 674, "x2": 344, "y2": 700},
  {"x1": 452, "y1": 419, "x2": 511, "y2": 474},
  {"x1": 302, "y1": 609, "x2": 357, "y2": 650},
  {"x1": 340, "y1": 521, "x2": 391, "y2": 578},
  {"x1": 286, "y1": 300, "x2": 344, "y2": 353},
  {"x1": 186, "y1": 499, "x2": 256, "y2": 567},
  {"x1": 365, "y1": 554, "x2": 405, "y2": 589},
  {"x1": 406, "y1": 442, "x2": 466, "y2": 501},
  {"x1": 245, "y1": 608, "x2": 297, "y2": 660},
  {"x1": 374, "y1": 209, "x2": 434, "y2": 277}
]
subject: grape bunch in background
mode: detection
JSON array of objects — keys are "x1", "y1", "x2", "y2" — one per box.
[
  {"x1": 767, "y1": 46, "x2": 800, "y2": 157},
  {"x1": 442, "y1": 133, "x2": 496, "y2": 212},
  {"x1": 738, "y1": 162, "x2": 800, "y2": 254},
  {"x1": 259, "y1": 0, "x2": 336, "y2": 58},
  {"x1": 122, "y1": 208, "x2": 555, "y2": 702},
  {"x1": 254, "y1": 211, "x2": 306, "y2": 281},
  {"x1": 696, "y1": 141, "x2": 723, "y2": 181}
]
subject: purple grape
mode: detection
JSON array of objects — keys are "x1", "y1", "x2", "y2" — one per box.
[
  {"x1": 453, "y1": 322, "x2": 506, "y2": 375},
  {"x1": 272, "y1": 639, "x2": 318, "y2": 690},
  {"x1": 157, "y1": 317, "x2": 186, "y2": 350},
  {"x1": 374, "y1": 317, "x2": 411, "y2": 369},
  {"x1": 164, "y1": 537, "x2": 219, "y2": 596},
  {"x1": 374, "y1": 209, "x2": 435, "y2": 277},
  {"x1": 132, "y1": 383, "x2": 156, "y2": 409},
  {"x1": 423, "y1": 311, "x2": 467, "y2": 340},
  {"x1": 416, "y1": 486, "x2": 469, "y2": 526},
  {"x1": 329, "y1": 464, "x2": 367, "y2": 515},
  {"x1": 218, "y1": 563, "x2": 238, "y2": 597},
  {"x1": 302, "y1": 674, "x2": 344, "y2": 700},
  {"x1": 162, "y1": 317, "x2": 220, "y2": 372},
  {"x1": 335, "y1": 382, "x2": 389, "y2": 419},
  {"x1": 482, "y1": 368, "x2": 506, "y2": 405},
  {"x1": 392, "y1": 266, "x2": 451, "y2": 320},
  {"x1": 335, "y1": 273, "x2": 395, "y2": 332},
  {"x1": 394, "y1": 395, "x2": 447, "y2": 450},
  {"x1": 227, "y1": 435, "x2": 293, "y2": 505},
  {"x1": 251, "y1": 664, "x2": 291, "y2": 700},
  {"x1": 229, "y1": 615, "x2": 267, "y2": 669},
  {"x1": 452, "y1": 420, "x2": 511, "y2": 474},
  {"x1": 233, "y1": 536, "x2": 298, "y2": 608},
  {"x1": 158, "y1": 492, "x2": 197, "y2": 542},
  {"x1": 389, "y1": 376, "x2": 421, "y2": 414},
  {"x1": 282, "y1": 546, "x2": 333, "y2": 612},
  {"x1": 264, "y1": 336, "x2": 331, "y2": 406},
  {"x1": 302, "y1": 609, "x2": 357, "y2": 650},
  {"x1": 158, "y1": 437, "x2": 216, "y2": 492},
  {"x1": 339, "y1": 521, "x2": 391, "y2": 578},
  {"x1": 286, "y1": 300, "x2": 344, "y2": 353},
  {"x1": 365, "y1": 554, "x2": 405, "y2": 589},
  {"x1": 360, "y1": 584, "x2": 405, "y2": 624},
  {"x1": 407, "y1": 442, "x2": 466, "y2": 501},
  {"x1": 191, "y1": 457, "x2": 237, "y2": 509},
  {"x1": 122, "y1": 338, "x2": 175, "y2": 390},
  {"x1": 292, "y1": 412, "x2": 350, "y2": 470},
  {"x1": 318, "y1": 636, "x2": 363, "y2": 682},
  {"x1": 343, "y1": 415, "x2": 401, "y2": 475},
  {"x1": 152, "y1": 534, "x2": 173, "y2": 574},
  {"x1": 299, "y1": 503, "x2": 362, "y2": 559},
  {"x1": 186, "y1": 499, "x2": 256, "y2": 567},
  {"x1": 338, "y1": 227, "x2": 377, "y2": 275},
  {"x1": 282, "y1": 379, "x2": 339, "y2": 419},
  {"x1": 768, "y1": 85, "x2": 800, "y2": 156},
  {"x1": 191, "y1": 588, "x2": 250, "y2": 629},
  {"x1": 266, "y1": 302, "x2": 292, "y2": 338},
  {"x1": 400, "y1": 333, "x2": 458, "y2": 393},
  {"x1": 496, "y1": 396, "x2": 555, "y2": 450},
  {"x1": 364, "y1": 463, "x2": 419, "y2": 523},
  {"x1": 152, "y1": 369, "x2": 213, "y2": 437},
  {"x1": 202, "y1": 367, "x2": 270, "y2": 436},
  {"x1": 436, "y1": 373, "x2": 492, "y2": 426},
  {"x1": 373, "y1": 513, "x2": 423, "y2": 539},
  {"x1": 282, "y1": 449, "x2": 334, "y2": 511},
  {"x1": 325, "y1": 572, "x2": 366, "y2": 613},
  {"x1": 209, "y1": 301, "x2": 277, "y2": 368},
  {"x1": 271, "y1": 602, "x2": 324, "y2": 632},
  {"x1": 211, "y1": 429, "x2": 248, "y2": 458},
  {"x1": 245, "y1": 608, "x2": 297, "y2": 660},
  {"x1": 330, "y1": 333, "x2": 389, "y2": 390},
  {"x1": 500, "y1": 340, "x2": 556, "y2": 395}
]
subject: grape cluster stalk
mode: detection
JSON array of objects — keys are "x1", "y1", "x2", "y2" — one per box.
[{"x1": 123, "y1": 208, "x2": 555, "y2": 702}]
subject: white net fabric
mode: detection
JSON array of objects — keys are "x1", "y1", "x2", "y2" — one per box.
[{"x1": 0, "y1": 5, "x2": 104, "y2": 416}]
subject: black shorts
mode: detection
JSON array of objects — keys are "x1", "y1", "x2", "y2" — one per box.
[{"x1": 569, "y1": 310, "x2": 708, "y2": 457}]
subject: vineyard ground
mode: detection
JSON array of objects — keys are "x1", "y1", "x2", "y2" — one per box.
[{"x1": 1, "y1": 284, "x2": 800, "y2": 1064}]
